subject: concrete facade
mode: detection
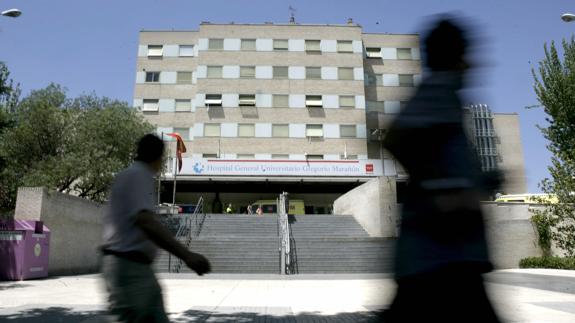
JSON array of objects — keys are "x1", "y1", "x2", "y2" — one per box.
[
  {"x1": 333, "y1": 177, "x2": 398, "y2": 238},
  {"x1": 133, "y1": 23, "x2": 421, "y2": 164},
  {"x1": 133, "y1": 22, "x2": 526, "y2": 216},
  {"x1": 334, "y1": 179, "x2": 551, "y2": 269},
  {"x1": 14, "y1": 187, "x2": 105, "y2": 275},
  {"x1": 492, "y1": 113, "x2": 527, "y2": 193}
]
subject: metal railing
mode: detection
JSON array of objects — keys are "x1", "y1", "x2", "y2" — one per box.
[
  {"x1": 277, "y1": 192, "x2": 292, "y2": 275},
  {"x1": 477, "y1": 148, "x2": 498, "y2": 156},
  {"x1": 475, "y1": 129, "x2": 495, "y2": 137},
  {"x1": 171, "y1": 196, "x2": 205, "y2": 273}
]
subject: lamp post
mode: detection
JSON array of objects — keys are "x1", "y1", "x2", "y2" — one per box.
[
  {"x1": 561, "y1": 13, "x2": 575, "y2": 22},
  {"x1": 1, "y1": 8, "x2": 21, "y2": 18}
]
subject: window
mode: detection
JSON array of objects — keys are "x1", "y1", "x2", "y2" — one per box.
[
  {"x1": 366, "y1": 47, "x2": 381, "y2": 58},
  {"x1": 338, "y1": 67, "x2": 354, "y2": 80},
  {"x1": 204, "y1": 124, "x2": 221, "y2": 137},
  {"x1": 400, "y1": 101, "x2": 409, "y2": 110},
  {"x1": 142, "y1": 99, "x2": 159, "y2": 112},
  {"x1": 366, "y1": 101, "x2": 385, "y2": 112},
  {"x1": 305, "y1": 95, "x2": 323, "y2": 108},
  {"x1": 203, "y1": 153, "x2": 218, "y2": 159},
  {"x1": 341, "y1": 154, "x2": 358, "y2": 160},
  {"x1": 273, "y1": 66, "x2": 289, "y2": 79},
  {"x1": 272, "y1": 154, "x2": 289, "y2": 160},
  {"x1": 177, "y1": 71, "x2": 193, "y2": 83},
  {"x1": 241, "y1": 39, "x2": 256, "y2": 51},
  {"x1": 145, "y1": 72, "x2": 160, "y2": 83},
  {"x1": 306, "y1": 154, "x2": 324, "y2": 160},
  {"x1": 273, "y1": 95, "x2": 289, "y2": 108},
  {"x1": 237, "y1": 154, "x2": 255, "y2": 159},
  {"x1": 306, "y1": 67, "x2": 321, "y2": 79},
  {"x1": 339, "y1": 96, "x2": 355, "y2": 108},
  {"x1": 305, "y1": 40, "x2": 321, "y2": 52},
  {"x1": 179, "y1": 45, "x2": 194, "y2": 57},
  {"x1": 399, "y1": 74, "x2": 414, "y2": 87},
  {"x1": 207, "y1": 66, "x2": 222, "y2": 78},
  {"x1": 272, "y1": 124, "x2": 289, "y2": 137},
  {"x1": 238, "y1": 124, "x2": 255, "y2": 137},
  {"x1": 208, "y1": 38, "x2": 224, "y2": 50},
  {"x1": 337, "y1": 40, "x2": 353, "y2": 53},
  {"x1": 364, "y1": 73, "x2": 376, "y2": 86},
  {"x1": 366, "y1": 73, "x2": 383, "y2": 86},
  {"x1": 205, "y1": 94, "x2": 222, "y2": 107},
  {"x1": 239, "y1": 94, "x2": 256, "y2": 107},
  {"x1": 273, "y1": 39, "x2": 289, "y2": 51},
  {"x1": 173, "y1": 127, "x2": 190, "y2": 140},
  {"x1": 376, "y1": 74, "x2": 384, "y2": 86},
  {"x1": 340, "y1": 125, "x2": 357, "y2": 138},
  {"x1": 240, "y1": 66, "x2": 256, "y2": 78},
  {"x1": 397, "y1": 48, "x2": 412, "y2": 60},
  {"x1": 147, "y1": 45, "x2": 163, "y2": 57},
  {"x1": 306, "y1": 124, "x2": 323, "y2": 137},
  {"x1": 175, "y1": 99, "x2": 191, "y2": 112}
]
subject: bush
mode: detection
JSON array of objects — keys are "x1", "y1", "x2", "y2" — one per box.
[{"x1": 519, "y1": 256, "x2": 575, "y2": 270}]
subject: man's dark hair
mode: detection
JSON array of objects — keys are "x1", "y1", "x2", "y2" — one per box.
[
  {"x1": 424, "y1": 18, "x2": 468, "y2": 71},
  {"x1": 135, "y1": 134, "x2": 164, "y2": 163}
]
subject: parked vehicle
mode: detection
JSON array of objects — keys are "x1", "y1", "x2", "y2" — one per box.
[
  {"x1": 494, "y1": 193, "x2": 558, "y2": 204},
  {"x1": 156, "y1": 203, "x2": 182, "y2": 215},
  {"x1": 252, "y1": 199, "x2": 305, "y2": 215}
]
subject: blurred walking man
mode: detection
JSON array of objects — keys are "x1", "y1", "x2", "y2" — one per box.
[
  {"x1": 101, "y1": 134, "x2": 211, "y2": 323},
  {"x1": 382, "y1": 17, "x2": 502, "y2": 322}
]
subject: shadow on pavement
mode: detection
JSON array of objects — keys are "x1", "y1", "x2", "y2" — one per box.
[
  {"x1": 174, "y1": 308, "x2": 384, "y2": 322},
  {"x1": 0, "y1": 283, "x2": 31, "y2": 291},
  {"x1": 0, "y1": 307, "x2": 102, "y2": 323},
  {"x1": 0, "y1": 307, "x2": 385, "y2": 322}
]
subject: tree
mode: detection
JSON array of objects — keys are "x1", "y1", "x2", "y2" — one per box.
[
  {"x1": 0, "y1": 62, "x2": 20, "y2": 114},
  {"x1": 0, "y1": 84, "x2": 153, "y2": 213},
  {"x1": 0, "y1": 62, "x2": 21, "y2": 212},
  {"x1": 532, "y1": 38, "x2": 575, "y2": 256}
]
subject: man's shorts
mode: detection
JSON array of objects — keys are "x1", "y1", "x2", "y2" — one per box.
[{"x1": 101, "y1": 255, "x2": 169, "y2": 323}]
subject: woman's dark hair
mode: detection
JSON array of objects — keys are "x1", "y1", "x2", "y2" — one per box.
[
  {"x1": 135, "y1": 134, "x2": 164, "y2": 163},
  {"x1": 424, "y1": 18, "x2": 468, "y2": 71}
]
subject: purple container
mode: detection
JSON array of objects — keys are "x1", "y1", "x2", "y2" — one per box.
[{"x1": 0, "y1": 219, "x2": 50, "y2": 280}]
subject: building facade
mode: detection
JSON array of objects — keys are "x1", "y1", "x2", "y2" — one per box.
[{"x1": 133, "y1": 22, "x2": 524, "y2": 213}]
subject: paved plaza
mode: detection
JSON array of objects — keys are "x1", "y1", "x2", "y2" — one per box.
[{"x1": 0, "y1": 269, "x2": 574, "y2": 322}]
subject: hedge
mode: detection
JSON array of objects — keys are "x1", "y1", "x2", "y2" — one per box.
[{"x1": 519, "y1": 257, "x2": 575, "y2": 270}]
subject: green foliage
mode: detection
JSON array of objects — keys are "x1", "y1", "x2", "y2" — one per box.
[
  {"x1": 0, "y1": 83, "x2": 154, "y2": 213},
  {"x1": 530, "y1": 211, "x2": 553, "y2": 257},
  {"x1": 0, "y1": 62, "x2": 20, "y2": 114},
  {"x1": 0, "y1": 62, "x2": 21, "y2": 214},
  {"x1": 532, "y1": 37, "x2": 575, "y2": 256},
  {"x1": 519, "y1": 256, "x2": 575, "y2": 270}
]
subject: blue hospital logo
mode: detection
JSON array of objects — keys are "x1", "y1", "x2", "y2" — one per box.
[{"x1": 193, "y1": 162, "x2": 205, "y2": 174}]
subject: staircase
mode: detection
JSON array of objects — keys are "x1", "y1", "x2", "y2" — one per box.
[
  {"x1": 155, "y1": 214, "x2": 394, "y2": 274},
  {"x1": 289, "y1": 215, "x2": 394, "y2": 273},
  {"x1": 156, "y1": 214, "x2": 280, "y2": 273}
]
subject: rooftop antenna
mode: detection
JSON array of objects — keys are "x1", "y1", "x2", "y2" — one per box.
[{"x1": 289, "y1": 5, "x2": 296, "y2": 24}]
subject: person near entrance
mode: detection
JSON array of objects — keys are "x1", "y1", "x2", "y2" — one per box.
[
  {"x1": 381, "y1": 17, "x2": 502, "y2": 322},
  {"x1": 101, "y1": 134, "x2": 211, "y2": 323},
  {"x1": 225, "y1": 203, "x2": 234, "y2": 214}
]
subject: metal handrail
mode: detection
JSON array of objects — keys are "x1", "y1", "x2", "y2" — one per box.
[
  {"x1": 277, "y1": 192, "x2": 291, "y2": 274},
  {"x1": 171, "y1": 196, "x2": 205, "y2": 273}
]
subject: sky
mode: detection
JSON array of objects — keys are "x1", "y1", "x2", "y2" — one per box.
[{"x1": 1, "y1": 0, "x2": 573, "y2": 192}]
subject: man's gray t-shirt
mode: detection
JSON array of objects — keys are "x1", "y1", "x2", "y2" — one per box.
[{"x1": 102, "y1": 161, "x2": 158, "y2": 260}]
